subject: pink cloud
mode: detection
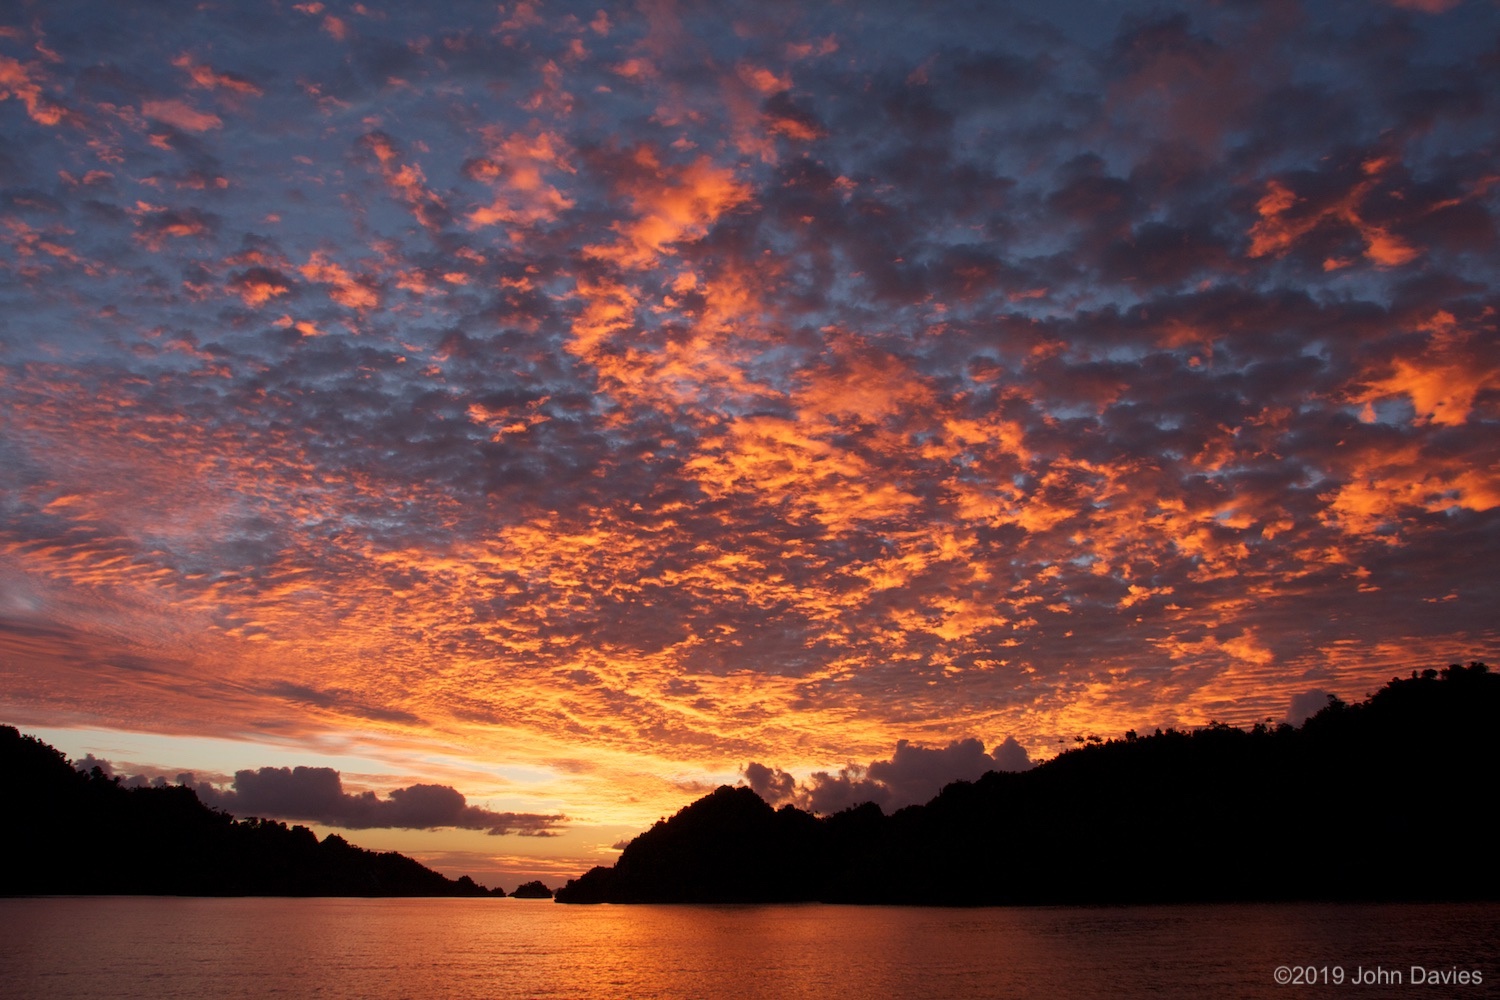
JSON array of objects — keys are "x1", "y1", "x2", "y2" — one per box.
[{"x1": 140, "y1": 98, "x2": 223, "y2": 132}]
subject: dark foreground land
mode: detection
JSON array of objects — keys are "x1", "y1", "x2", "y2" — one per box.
[
  {"x1": 557, "y1": 663, "x2": 1498, "y2": 905},
  {"x1": 4, "y1": 662, "x2": 1493, "y2": 902},
  {"x1": 0, "y1": 726, "x2": 503, "y2": 897}
]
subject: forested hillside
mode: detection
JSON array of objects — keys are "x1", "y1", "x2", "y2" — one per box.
[{"x1": 558, "y1": 663, "x2": 1498, "y2": 905}]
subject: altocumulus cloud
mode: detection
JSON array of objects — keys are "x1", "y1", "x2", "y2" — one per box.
[
  {"x1": 182, "y1": 766, "x2": 565, "y2": 836},
  {"x1": 746, "y1": 737, "x2": 1035, "y2": 814}
]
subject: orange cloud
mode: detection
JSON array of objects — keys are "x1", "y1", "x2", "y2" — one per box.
[
  {"x1": 1349, "y1": 311, "x2": 1499, "y2": 427},
  {"x1": 172, "y1": 54, "x2": 263, "y2": 96},
  {"x1": 359, "y1": 132, "x2": 449, "y2": 232},
  {"x1": 1247, "y1": 158, "x2": 1420, "y2": 268},
  {"x1": 736, "y1": 62, "x2": 791, "y2": 95},
  {"x1": 229, "y1": 268, "x2": 296, "y2": 307},
  {"x1": 140, "y1": 98, "x2": 223, "y2": 132},
  {"x1": 786, "y1": 37, "x2": 839, "y2": 60},
  {"x1": 686, "y1": 413, "x2": 922, "y2": 530},
  {"x1": 466, "y1": 129, "x2": 576, "y2": 232},
  {"x1": 299, "y1": 252, "x2": 379, "y2": 310},
  {"x1": 586, "y1": 152, "x2": 752, "y2": 268},
  {"x1": 1, "y1": 218, "x2": 93, "y2": 277},
  {"x1": 611, "y1": 57, "x2": 656, "y2": 80},
  {"x1": 0, "y1": 55, "x2": 67, "y2": 125},
  {"x1": 765, "y1": 113, "x2": 824, "y2": 143},
  {"x1": 793, "y1": 336, "x2": 938, "y2": 426},
  {"x1": 1322, "y1": 458, "x2": 1500, "y2": 537},
  {"x1": 522, "y1": 59, "x2": 573, "y2": 115}
]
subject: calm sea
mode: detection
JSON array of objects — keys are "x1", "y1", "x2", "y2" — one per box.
[{"x1": 1, "y1": 898, "x2": 1495, "y2": 999}]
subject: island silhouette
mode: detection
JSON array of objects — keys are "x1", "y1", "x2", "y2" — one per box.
[
  {"x1": 5, "y1": 663, "x2": 1492, "y2": 902},
  {"x1": 0, "y1": 725, "x2": 507, "y2": 897},
  {"x1": 556, "y1": 662, "x2": 1498, "y2": 905},
  {"x1": 510, "y1": 879, "x2": 556, "y2": 898}
]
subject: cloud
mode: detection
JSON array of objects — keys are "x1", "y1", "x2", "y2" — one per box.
[
  {"x1": 172, "y1": 54, "x2": 263, "y2": 97},
  {"x1": 0, "y1": 55, "x2": 69, "y2": 126},
  {"x1": 73, "y1": 753, "x2": 114, "y2": 776},
  {"x1": 1287, "y1": 690, "x2": 1338, "y2": 727},
  {"x1": 743, "y1": 761, "x2": 797, "y2": 803},
  {"x1": 298, "y1": 251, "x2": 379, "y2": 310},
  {"x1": 140, "y1": 99, "x2": 223, "y2": 133},
  {"x1": 228, "y1": 266, "x2": 297, "y2": 307},
  {"x1": 356, "y1": 130, "x2": 451, "y2": 232},
  {"x1": 132, "y1": 205, "x2": 218, "y2": 249},
  {"x1": 990, "y1": 736, "x2": 1034, "y2": 773},
  {"x1": 745, "y1": 736, "x2": 1035, "y2": 814},
  {"x1": 187, "y1": 766, "x2": 565, "y2": 836}
]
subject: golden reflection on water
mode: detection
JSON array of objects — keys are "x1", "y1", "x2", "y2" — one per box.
[{"x1": 1, "y1": 898, "x2": 1496, "y2": 999}]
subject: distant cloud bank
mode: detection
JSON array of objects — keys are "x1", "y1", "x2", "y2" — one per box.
[
  {"x1": 86, "y1": 757, "x2": 565, "y2": 836},
  {"x1": 746, "y1": 736, "x2": 1035, "y2": 813}
]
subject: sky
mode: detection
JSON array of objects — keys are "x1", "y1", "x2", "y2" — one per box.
[{"x1": 2, "y1": 0, "x2": 1497, "y2": 886}]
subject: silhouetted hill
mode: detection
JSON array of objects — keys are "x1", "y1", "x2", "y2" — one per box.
[
  {"x1": 510, "y1": 879, "x2": 554, "y2": 898},
  {"x1": 557, "y1": 662, "x2": 1499, "y2": 905},
  {"x1": 0, "y1": 726, "x2": 503, "y2": 897}
]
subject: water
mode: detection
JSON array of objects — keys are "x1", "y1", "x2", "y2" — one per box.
[{"x1": 1, "y1": 898, "x2": 1495, "y2": 999}]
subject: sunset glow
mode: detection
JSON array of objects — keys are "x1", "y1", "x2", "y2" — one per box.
[{"x1": 2, "y1": 0, "x2": 1496, "y2": 885}]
